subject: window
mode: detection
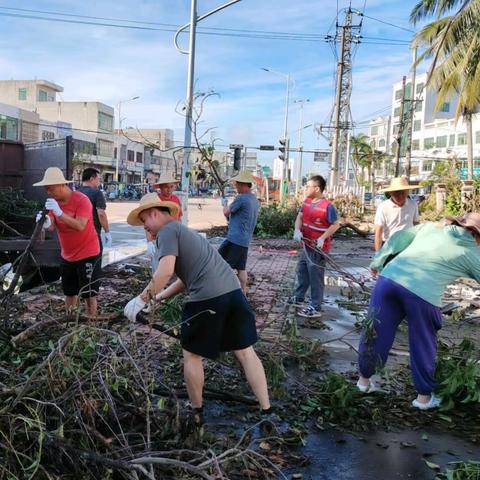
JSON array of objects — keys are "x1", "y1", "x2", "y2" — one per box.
[
  {"x1": 424, "y1": 137, "x2": 435, "y2": 149},
  {"x1": 41, "y1": 130, "x2": 55, "y2": 141},
  {"x1": 97, "y1": 139, "x2": 114, "y2": 157},
  {"x1": 114, "y1": 147, "x2": 118, "y2": 159},
  {"x1": 439, "y1": 102, "x2": 450, "y2": 113},
  {"x1": 412, "y1": 139, "x2": 420, "y2": 150},
  {"x1": 416, "y1": 82, "x2": 424, "y2": 94},
  {"x1": 370, "y1": 125, "x2": 378, "y2": 135},
  {"x1": 394, "y1": 107, "x2": 401, "y2": 117},
  {"x1": 415, "y1": 100, "x2": 423, "y2": 112},
  {"x1": 422, "y1": 160, "x2": 433, "y2": 172},
  {"x1": 436, "y1": 135, "x2": 447, "y2": 148},
  {"x1": 476, "y1": 131, "x2": 480, "y2": 144},
  {"x1": 98, "y1": 112, "x2": 114, "y2": 132},
  {"x1": 449, "y1": 134, "x2": 456, "y2": 146},
  {"x1": 370, "y1": 140, "x2": 376, "y2": 149},
  {"x1": 0, "y1": 115, "x2": 18, "y2": 141},
  {"x1": 127, "y1": 149, "x2": 135, "y2": 162},
  {"x1": 73, "y1": 139, "x2": 96, "y2": 155},
  {"x1": 136, "y1": 152, "x2": 143, "y2": 163},
  {"x1": 393, "y1": 124, "x2": 400, "y2": 134},
  {"x1": 414, "y1": 120, "x2": 421, "y2": 132},
  {"x1": 395, "y1": 89, "x2": 402, "y2": 100},
  {"x1": 38, "y1": 90, "x2": 48, "y2": 101},
  {"x1": 379, "y1": 139, "x2": 385, "y2": 147},
  {"x1": 18, "y1": 88, "x2": 27, "y2": 101},
  {"x1": 457, "y1": 133, "x2": 467, "y2": 145}
]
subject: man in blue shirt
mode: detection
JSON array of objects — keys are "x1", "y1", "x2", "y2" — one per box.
[{"x1": 219, "y1": 170, "x2": 259, "y2": 292}]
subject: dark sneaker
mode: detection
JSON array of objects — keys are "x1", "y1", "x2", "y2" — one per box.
[
  {"x1": 297, "y1": 305, "x2": 322, "y2": 318},
  {"x1": 259, "y1": 408, "x2": 280, "y2": 435},
  {"x1": 286, "y1": 296, "x2": 305, "y2": 308}
]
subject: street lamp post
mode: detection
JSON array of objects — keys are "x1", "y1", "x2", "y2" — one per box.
[
  {"x1": 115, "y1": 96, "x2": 139, "y2": 184},
  {"x1": 294, "y1": 98, "x2": 310, "y2": 196},
  {"x1": 175, "y1": 0, "x2": 242, "y2": 225},
  {"x1": 262, "y1": 68, "x2": 291, "y2": 203}
]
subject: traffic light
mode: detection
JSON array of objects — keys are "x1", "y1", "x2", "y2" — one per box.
[
  {"x1": 233, "y1": 147, "x2": 242, "y2": 170},
  {"x1": 278, "y1": 138, "x2": 288, "y2": 161},
  {"x1": 229, "y1": 144, "x2": 243, "y2": 171}
]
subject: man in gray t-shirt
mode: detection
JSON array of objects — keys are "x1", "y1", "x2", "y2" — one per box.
[
  {"x1": 124, "y1": 193, "x2": 271, "y2": 417},
  {"x1": 219, "y1": 170, "x2": 259, "y2": 292}
]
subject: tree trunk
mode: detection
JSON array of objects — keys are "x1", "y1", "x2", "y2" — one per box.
[{"x1": 465, "y1": 111, "x2": 474, "y2": 180}]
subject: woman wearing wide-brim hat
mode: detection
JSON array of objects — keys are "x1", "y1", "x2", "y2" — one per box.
[
  {"x1": 357, "y1": 212, "x2": 480, "y2": 410},
  {"x1": 374, "y1": 177, "x2": 420, "y2": 251}
]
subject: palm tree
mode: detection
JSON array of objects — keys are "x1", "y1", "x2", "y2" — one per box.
[
  {"x1": 350, "y1": 134, "x2": 386, "y2": 193},
  {"x1": 411, "y1": 0, "x2": 480, "y2": 180}
]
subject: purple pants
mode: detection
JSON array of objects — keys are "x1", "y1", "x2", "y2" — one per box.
[{"x1": 358, "y1": 276, "x2": 443, "y2": 395}]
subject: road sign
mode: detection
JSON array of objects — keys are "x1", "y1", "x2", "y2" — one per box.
[
  {"x1": 229, "y1": 144, "x2": 244, "y2": 149},
  {"x1": 313, "y1": 151, "x2": 330, "y2": 162},
  {"x1": 259, "y1": 145, "x2": 275, "y2": 151}
]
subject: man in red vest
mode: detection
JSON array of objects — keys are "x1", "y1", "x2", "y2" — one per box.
[{"x1": 290, "y1": 175, "x2": 340, "y2": 318}]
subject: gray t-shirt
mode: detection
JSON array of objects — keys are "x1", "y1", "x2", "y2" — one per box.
[
  {"x1": 227, "y1": 192, "x2": 259, "y2": 247},
  {"x1": 156, "y1": 221, "x2": 240, "y2": 302}
]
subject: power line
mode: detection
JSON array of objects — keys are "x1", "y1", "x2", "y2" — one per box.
[
  {"x1": 0, "y1": 7, "x2": 411, "y2": 45},
  {"x1": 358, "y1": 13, "x2": 415, "y2": 33}
]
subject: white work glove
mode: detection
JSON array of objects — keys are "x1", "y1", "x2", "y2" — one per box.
[
  {"x1": 45, "y1": 198, "x2": 63, "y2": 217},
  {"x1": 101, "y1": 231, "x2": 113, "y2": 248},
  {"x1": 124, "y1": 296, "x2": 147, "y2": 323},
  {"x1": 293, "y1": 229, "x2": 302, "y2": 242},
  {"x1": 35, "y1": 212, "x2": 52, "y2": 229},
  {"x1": 220, "y1": 197, "x2": 228, "y2": 207},
  {"x1": 316, "y1": 237, "x2": 325, "y2": 250}
]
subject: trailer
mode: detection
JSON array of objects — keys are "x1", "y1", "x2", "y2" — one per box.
[{"x1": 0, "y1": 137, "x2": 73, "y2": 290}]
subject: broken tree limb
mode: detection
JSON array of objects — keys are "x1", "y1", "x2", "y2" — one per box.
[{"x1": 339, "y1": 221, "x2": 370, "y2": 237}]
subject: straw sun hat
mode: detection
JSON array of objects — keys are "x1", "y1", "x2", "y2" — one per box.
[
  {"x1": 33, "y1": 167, "x2": 73, "y2": 187},
  {"x1": 230, "y1": 170, "x2": 255, "y2": 184},
  {"x1": 153, "y1": 172, "x2": 179, "y2": 187},
  {"x1": 378, "y1": 177, "x2": 419, "y2": 193},
  {"x1": 446, "y1": 212, "x2": 480, "y2": 236},
  {"x1": 127, "y1": 193, "x2": 180, "y2": 226}
]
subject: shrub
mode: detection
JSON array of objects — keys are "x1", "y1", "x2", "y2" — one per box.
[{"x1": 255, "y1": 204, "x2": 298, "y2": 237}]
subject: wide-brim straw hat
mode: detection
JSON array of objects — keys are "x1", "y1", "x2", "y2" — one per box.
[
  {"x1": 153, "y1": 172, "x2": 179, "y2": 187},
  {"x1": 379, "y1": 177, "x2": 419, "y2": 193},
  {"x1": 446, "y1": 212, "x2": 480, "y2": 236},
  {"x1": 33, "y1": 167, "x2": 73, "y2": 186},
  {"x1": 127, "y1": 193, "x2": 180, "y2": 226},
  {"x1": 230, "y1": 170, "x2": 255, "y2": 184}
]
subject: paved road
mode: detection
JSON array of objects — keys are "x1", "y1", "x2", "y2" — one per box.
[{"x1": 107, "y1": 197, "x2": 227, "y2": 246}]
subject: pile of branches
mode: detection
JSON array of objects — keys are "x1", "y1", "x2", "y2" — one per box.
[{"x1": 0, "y1": 321, "x2": 284, "y2": 480}]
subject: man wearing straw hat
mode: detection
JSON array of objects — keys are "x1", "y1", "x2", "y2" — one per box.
[
  {"x1": 33, "y1": 167, "x2": 101, "y2": 317},
  {"x1": 147, "y1": 172, "x2": 183, "y2": 271},
  {"x1": 123, "y1": 193, "x2": 271, "y2": 417},
  {"x1": 374, "y1": 177, "x2": 420, "y2": 252},
  {"x1": 219, "y1": 170, "x2": 259, "y2": 292}
]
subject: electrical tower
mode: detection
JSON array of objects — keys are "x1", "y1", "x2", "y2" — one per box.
[{"x1": 328, "y1": 8, "x2": 362, "y2": 187}]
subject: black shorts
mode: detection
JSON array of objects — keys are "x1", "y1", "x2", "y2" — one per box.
[
  {"x1": 60, "y1": 255, "x2": 102, "y2": 298},
  {"x1": 181, "y1": 289, "x2": 257, "y2": 359},
  {"x1": 218, "y1": 240, "x2": 248, "y2": 271}
]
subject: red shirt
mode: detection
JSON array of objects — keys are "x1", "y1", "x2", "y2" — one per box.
[
  {"x1": 50, "y1": 191, "x2": 100, "y2": 261},
  {"x1": 158, "y1": 193, "x2": 182, "y2": 220}
]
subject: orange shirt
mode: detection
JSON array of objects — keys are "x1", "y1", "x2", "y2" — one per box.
[
  {"x1": 158, "y1": 193, "x2": 182, "y2": 220},
  {"x1": 50, "y1": 191, "x2": 100, "y2": 261}
]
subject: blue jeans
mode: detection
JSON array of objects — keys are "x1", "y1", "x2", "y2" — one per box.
[
  {"x1": 293, "y1": 246, "x2": 326, "y2": 310},
  {"x1": 358, "y1": 276, "x2": 442, "y2": 395}
]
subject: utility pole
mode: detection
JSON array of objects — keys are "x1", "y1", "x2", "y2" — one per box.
[
  {"x1": 329, "y1": 9, "x2": 361, "y2": 188},
  {"x1": 294, "y1": 99, "x2": 309, "y2": 196},
  {"x1": 394, "y1": 75, "x2": 407, "y2": 177},
  {"x1": 405, "y1": 47, "x2": 417, "y2": 181}
]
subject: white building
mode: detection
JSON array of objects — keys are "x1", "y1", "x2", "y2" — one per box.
[{"x1": 390, "y1": 72, "x2": 480, "y2": 180}]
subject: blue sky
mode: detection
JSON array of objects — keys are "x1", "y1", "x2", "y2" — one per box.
[{"x1": 0, "y1": 0, "x2": 423, "y2": 174}]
